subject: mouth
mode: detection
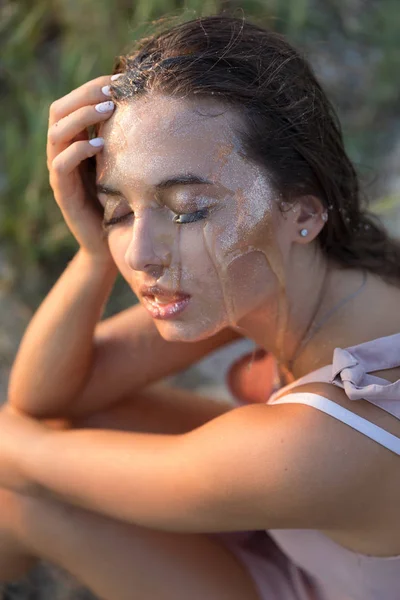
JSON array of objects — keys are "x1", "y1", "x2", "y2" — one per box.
[{"x1": 140, "y1": 285, "x2": 191, "y2": 320}]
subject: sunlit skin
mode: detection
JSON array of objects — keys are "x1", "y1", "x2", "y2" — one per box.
[
  {"x1": 2, "y1": 78, "x2": 400, "y2": 596},
  {"x1": 96, "y1": 93, "x2": 342, "y2": 376}
]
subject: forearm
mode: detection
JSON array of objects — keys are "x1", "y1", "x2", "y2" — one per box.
[
  {"x1": 23, "y1": 427, "x2": 202, "y2": 532},
  {"x1": 9, "y1": 407, "x2": 254, "y2": 534},
  {"x1": 8, "y1": 249, "x2": 118, "y2": 418},
  {"x1": 1, "y1": 405, "x2": 191, "y2": 527}
]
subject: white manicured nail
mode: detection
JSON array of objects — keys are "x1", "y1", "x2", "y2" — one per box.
[
  {"x1": 111, "y1": 73, "x2": 123, "y2": 81},
  {"x1": 89, "y1": 137, "x2": 105, "y2": 147},
  {"x1": 95, "y1": 101, "x2": 115, "y2": 113},
  {"x1": 102, "y1": 85, "x2": 112, "y2": 96}
]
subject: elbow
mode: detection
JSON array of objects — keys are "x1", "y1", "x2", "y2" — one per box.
[{"x1": 6, "y1": 382, "x2": 35, "y2": 417}]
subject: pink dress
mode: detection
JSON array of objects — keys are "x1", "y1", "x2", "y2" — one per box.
[{"x1": 211, "y1": 332, "x2": 400, "y2": 600}]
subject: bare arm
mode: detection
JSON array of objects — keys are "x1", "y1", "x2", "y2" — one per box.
[
  {"x1": 19, "y1": 402, "x2": 370, "y2": 533},
  {"x1": 66, "y1": 311, "x2": 239, "y2": 420},
  {"x1": 8, "y1": 75, "x2": 241, "y2": 420},
  {"x1": 7, "y1": 250, "x2": 117, "y2": 417},
  {"x1": 8, "y1": 249, "x2": 240, "y2": 420}
]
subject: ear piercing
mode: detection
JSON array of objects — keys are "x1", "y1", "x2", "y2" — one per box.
[{"x1": 300, "y1": 211, "x2": 328, "y2": 238}]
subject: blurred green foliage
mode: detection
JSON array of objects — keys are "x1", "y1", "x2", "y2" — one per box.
[{"x1": 1, "y1": 0, "x2": 399, "y2": 308}]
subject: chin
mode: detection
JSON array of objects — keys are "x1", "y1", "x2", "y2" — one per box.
[{"x1": 154, "y1": 319, "x2": 225, "y2": 343}]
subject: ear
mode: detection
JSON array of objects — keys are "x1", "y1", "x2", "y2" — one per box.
[{"x1": 285, "y1": 196, "x2": 328, "y2": 244}]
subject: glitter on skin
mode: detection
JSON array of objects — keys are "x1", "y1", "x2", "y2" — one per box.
[{"x1": 96, "y1": 93, "x2": 291, "y2": 351}]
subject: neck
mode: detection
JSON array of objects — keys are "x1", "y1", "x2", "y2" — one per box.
[{"x1": 235, "y1": 262, "x2": 369, "y2": 382}]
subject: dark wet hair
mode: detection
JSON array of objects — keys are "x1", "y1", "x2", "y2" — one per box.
[{"x1": 110, "y1": 14, "x2": 400, "y2": 286}]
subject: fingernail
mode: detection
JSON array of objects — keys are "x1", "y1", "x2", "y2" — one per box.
[
  {"x1": 102, "y1": 85, "x2": 112, "y2": 96},
  {"x1": 95, "y1": 101, "x2": 115, "y2": 113},
  {"x1": 89, "y1": 137, "x2": 105, "y2": 147},
  {"x1": 111, "y1": 73, "x2": 123, "y2": 81}
]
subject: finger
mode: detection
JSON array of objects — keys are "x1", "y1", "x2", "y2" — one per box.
[
  {"x1": 50, "y1": 138, "x2": 105, "y2": 201},
  {"x1": 47, "y1": 129, "x2": 88, "y2": 171},
  {"x1": 48, "y1": 75, "x2": 117, "y2": 126},
  {"x1": 47, "y1": 101, "x2": 115, "y2": 159}
]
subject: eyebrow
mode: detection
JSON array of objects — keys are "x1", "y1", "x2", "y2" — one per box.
[{"x1": 96, "y1": 173, "x2": 213, "y2": 197}]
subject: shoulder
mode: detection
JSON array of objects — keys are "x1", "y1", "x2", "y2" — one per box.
[
  {"x1": 282, "y1": 380, "x2": 400, "y2": 450},
  {"x1": 270, "y1": 381, "x2": 398, "y2": 517},
  {"x1": 276, "y1": 380, "x2": 399, "y2": 466},
  {"x1": 263, "y1": 379, "x2": 396, "y2": 522},
  {"x1": 182, "y1": 396, "x2": 385, "y2": 530}
]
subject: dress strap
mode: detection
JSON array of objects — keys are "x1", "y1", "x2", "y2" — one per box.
[
  {"x1": 269, "y1": 333, "x2": 400, "y2": 419},
  {"x1": 270, "y1": 392, "x2": 400, "y2": 456}
]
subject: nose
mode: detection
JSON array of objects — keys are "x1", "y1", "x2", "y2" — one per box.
[{"x1": 124, "y1": 213, "x2": 172, "y2": 277}]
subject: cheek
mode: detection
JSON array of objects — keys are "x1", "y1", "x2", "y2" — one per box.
[
  {"x1": 224, "y1": 250, "x2": 278, "y2": 322},
  {"x1": 200, "y1": 202, "x2": 284, "y2": 324},
  {"x1": 179, "y1": 227, "x2": 220, "y2": 297},
  {"x1": 107, "y1": 230, "x2": 131, "y2": 279},
  {"x1": 178, "y1": 226, "x2": 229, "y2": 333},
  {"x1": 273, "y1": 213, "x2": 294, "y2": 265}
]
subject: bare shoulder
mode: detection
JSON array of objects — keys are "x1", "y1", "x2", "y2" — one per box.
[
  {"x1": 285, "y1": 380, "x2": 400, "y2": 458},
  {"x1": 180, "y1": 399, "x2": 386, "y2": 532},
  {"x1": 273, "y1": 381, "x2": 400, "y2": 554}
]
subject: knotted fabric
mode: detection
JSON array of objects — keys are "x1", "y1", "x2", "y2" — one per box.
[{"x1": 330, "y1": 334, "x2": 400, "y2": 418}]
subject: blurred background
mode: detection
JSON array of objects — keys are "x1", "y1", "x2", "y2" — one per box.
[{"x1": 0, "y1": 0, "x2": 399, "y2": 595}]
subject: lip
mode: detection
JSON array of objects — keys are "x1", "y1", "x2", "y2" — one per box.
[
  {"x1": 139, "y1": 284, "x2": 190, "y2": 301},
  {"x1": 141, "y1": 294, "x2": 191, "y2": 320},
  {"x1": 139, "y1": 284, "x2": 191, "y2": 320}
]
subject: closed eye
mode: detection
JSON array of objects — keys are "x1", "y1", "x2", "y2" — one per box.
[
  {"x1": 102, "y1": 211, "x2": 133, "y2": 230},
  {"x1": 173, "y1": 209, "x2": 209, "y2": 224},
  {"x1": 102, "y1": 207, "x2": 209, "y2": 232}
]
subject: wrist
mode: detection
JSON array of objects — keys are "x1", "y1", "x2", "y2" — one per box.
[
  {"x1": 0, "y1": 405, "x2": 49, "y2": 497},
  {"x1": 77, "y1": 247, "x2": 117, "y2": 272}
]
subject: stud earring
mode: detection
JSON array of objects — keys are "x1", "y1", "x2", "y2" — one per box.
[
  {"x1": 321, "y1": 212, "x2": 328, "y2": 222},
  {"x1": 300, "y1": 229, "x2": 308, "y2": 237}
]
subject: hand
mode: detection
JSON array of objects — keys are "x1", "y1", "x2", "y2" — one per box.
[
  {"x1": 47, "y1": 75, "x2": 118, "y2": 260},
  {"x1": 0, "y1": 405, "x2": 49, "y2": 496}
]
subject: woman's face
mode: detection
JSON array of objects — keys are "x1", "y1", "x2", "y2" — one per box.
[{"x1": 96, "y1": 94, "x2": 288, "y2": 342}]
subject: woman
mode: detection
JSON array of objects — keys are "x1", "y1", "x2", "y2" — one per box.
[{"x1": 1, "y1": 14, "x2": 400, "y2": 600}]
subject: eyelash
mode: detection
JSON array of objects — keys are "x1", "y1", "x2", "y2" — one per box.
[
  {"x1": 173, "y1": 208, "x2": 209, "y2": 224},
  {"x1": 102, "y1": 208, "x2": 209, "y2": 229},
  {"x1": 102, "y1": 212, "x2": 133, "y2": 229}
]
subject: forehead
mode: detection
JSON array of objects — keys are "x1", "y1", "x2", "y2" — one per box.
[{"x1": 97, "y1": 94, "x2": 248, "y2": 188}]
